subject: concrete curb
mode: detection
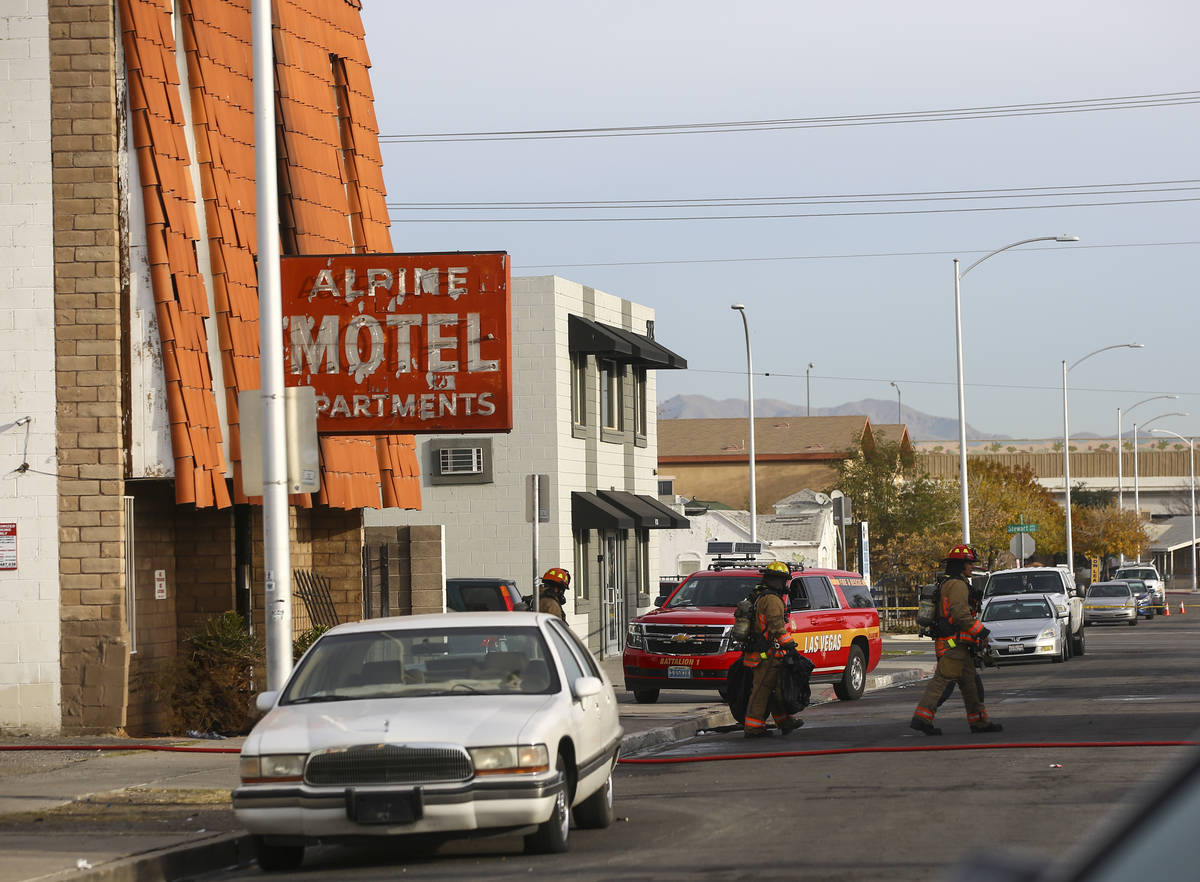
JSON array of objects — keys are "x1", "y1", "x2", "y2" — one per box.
[
  {"x1": 61, "y1": 832, "x2": 254, "y2": 882},
  {"x1": 68, "y1": 666, "x2": 935, "y2": 882}
]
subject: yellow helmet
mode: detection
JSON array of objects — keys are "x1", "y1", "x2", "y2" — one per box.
[{"x1": 761, "y1": 561, "x2": 790, "y2": 578}]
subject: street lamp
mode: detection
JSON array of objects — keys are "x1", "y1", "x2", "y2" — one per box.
[
  {"x1": 731, "y1": 304, "x2": 757, "y2": 542},
  {"x1": 890, "y1": 381, "x2": 901, "y2": 424},
  {"x1": 1117, "y1": 394, "x2": 1179, "y2": 564},
  {"x1": 1148, "y1": 428, "x2": 1197, "y2": 593},
  {"x1": 1062, "y1": 343, "x2": 1143, "y2": 576},
  {"x1": 954, "y1": 234, "x2": 1079, "y2": 543},
  {"x1": 1133, "y1": 411, "x2": 1189, "y2": 559},
  {"x1": 806, "y1": 363, "x2": 815, "y2": 417}
]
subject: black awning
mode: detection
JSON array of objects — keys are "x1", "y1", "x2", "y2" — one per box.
[
  {"x1": 568, "y1": 315, "x2": 687, "y2": 370},
  {"x1": 572, "y1": 491, "x2": 636, "y2": 531},
  {"x1": 596, "y1": 490, "x2": 690, "y2": 530}
]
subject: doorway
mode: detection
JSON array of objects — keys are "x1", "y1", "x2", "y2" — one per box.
[{"x1": 601, "y1": 530, "x2": 626, "y2": 657}]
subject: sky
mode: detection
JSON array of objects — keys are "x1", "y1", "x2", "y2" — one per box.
[{"x1": 359, "y1": 0, "x2": 1199, "y2": 442}]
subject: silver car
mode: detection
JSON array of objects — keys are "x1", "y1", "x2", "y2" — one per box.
[
  {"x1": 1084, "y1": 581, "x2": 1139, "y2": 626},
  {"x1": 981, "y1": 594, "x2": 1068, "y2": 664}
]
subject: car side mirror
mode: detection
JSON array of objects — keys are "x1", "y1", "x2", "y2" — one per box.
[
  {"x1": 255, "y1": 691, "x2": 280, "y2": 713},
  {"x1": 572, "y1": 676, "x2": 603, "y2": 699},
  {"x1": 653, "y1": 595, "x2": 667, "y2": 608}
]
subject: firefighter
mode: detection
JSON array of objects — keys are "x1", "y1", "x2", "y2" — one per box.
[
  {"x1": 911, "y1": 545, "x2": 1003, "y2": 736},
  {"x1": 742, "y1": 561, "x2": 804, "y2": 738},
  {"x1": 538, "y1": 568, "x2": 570, "y2": 621}
]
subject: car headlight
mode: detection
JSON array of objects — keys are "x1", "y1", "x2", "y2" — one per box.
[
  {"x1": 239, "y1": 753, "x2": 306, "y2": 783},
  {"x1": 626, "y1": 623, "x2": 645, "y2": 648},
  {"x1": 1038, "y1": 627, "x2": 1057, "y2": 640},
  {"x1": 470, "y1": 744, "x2": 550, "y2": 775}
]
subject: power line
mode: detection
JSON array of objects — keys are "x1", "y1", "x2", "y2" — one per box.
[
  {"x1": 388, "y1": 178, "x2": 1200, "y2": 210},
  {"x1": 388, "y1": 194, "x2": 1200, "y2": 223},
  {"x1": 378, "y1": 90, "x2": 1200, "y2": 144},
  {"x1": 513, "y1": 240, "x2": 1200, "y2": 270}
]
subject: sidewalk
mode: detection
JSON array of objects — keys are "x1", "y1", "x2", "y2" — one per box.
[{"x1": 0, "y1": 638, "x2": 933, "y2": 882}]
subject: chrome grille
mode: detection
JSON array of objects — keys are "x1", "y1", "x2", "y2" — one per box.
[
  {"x1": 644, "y1": 624, "x2": 728, "y2": 656},
  {"x1": 305, "y1": 744, "x2": 472, "y2": 786}
]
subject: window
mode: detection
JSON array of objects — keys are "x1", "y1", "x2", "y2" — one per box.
[
  {"x1": 636, "y1": 529, "x2": 650, "y2": 599},
  {"x1": 547, "y1": 625, "x2": 588, "y2": 686},
  {"x1": 802, "y1": 576, "x2": 840, "y2": 610},
  {"x1": 573, "y1": 530, "x2": 590, "y2": 599},
  {"x1": 439, "y1": 447, "x2": 483, "y2": 475},
  {"x1": 657, "y1": 477, "x2": 674, "y2": 497},
  {"x1": 633, "y1": 367, "x2": 647, "y2": 437},
  {"x1": 571, "y1": 353, "x2": 588, "y2": 427},
  {"x1": 600, "y1": 360, "x2": 623, "y2": 430},
  {"x1": 841, "y1": 580, "x2": 876, "y2": 609},
  {"x1": 551, "y1": 620, "x2": 601, "y2": 678},
  {"x1": 427, "y1": 438, "x2": 493, "y2": 485}
]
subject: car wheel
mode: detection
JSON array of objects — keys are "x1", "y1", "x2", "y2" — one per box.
[
  {"x1": 253, "y1": 837, "x2": 304, "y2": 872},
  {"x1": 1072, "y1": 626, "x2": 1086, "y2": 656},
  {"x1": 525, "y1": 760, "x2": 570, "y2": 855},
  {"x1": 633, "y1": 688, "x2": 659, "y2": 704},
  {"x1": 1053, "y1": 636, "x2": 1066, "y2": 663},
  {"x1": 1129, "y1": 616, "x2": 1138, "y2": 626},
  {"x1": 833, "y1": 645, "x2": 866, "y2": 701},
  {"x1": 573, "y1": 768, "x2": 614, "y2": 829},
  {"x1": 717, "y1": 688, "x2": 729, "y2": 702}
]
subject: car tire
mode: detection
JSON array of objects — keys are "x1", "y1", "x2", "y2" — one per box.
[
  {"x1": 717, "y1": 688, "x2": 729, "y2": 702},
  {"x1": 1072, "y1": 626, "x2": 1086, "y2": 656},
  {"x1": 1129, "y1": 617, "x2": 1138, "y2": 626},
  {"x1": 833, "y1": 645, "x2": 866, "y2": 701},
  {"x1": 1053, "y1": 636, "x2": 1067, "y2": 663},
  {"x1": 573, "y1": 768, "x2": 614, "y2": 829},
  {"x1": 253, "y1": 837, "x2": 304, "y2": 872},
  {"x1": 633, "y1": 688, "x2": 659, "y2": 704},
  {"x1": 524, "y1": 759, "x2": 570, "y2": 855}
]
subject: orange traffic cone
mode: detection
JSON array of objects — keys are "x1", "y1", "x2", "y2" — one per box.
[
  {"x1": 1163, "y1": 600, "x2": 1171, "y2": 616},
  {"x1": 1180, "y1": 600, "x2": 1187, "y2": 615}
]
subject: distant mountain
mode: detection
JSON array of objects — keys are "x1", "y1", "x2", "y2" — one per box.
[{"x1": 657, "y1": 395, "x2": 1009, "y2": 442}]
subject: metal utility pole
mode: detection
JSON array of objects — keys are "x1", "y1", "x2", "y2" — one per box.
[{"x1": 254, "y1": 0, "x2": 292, "y2": 690}]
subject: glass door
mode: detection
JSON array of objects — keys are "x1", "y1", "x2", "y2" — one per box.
[{"x1": 601, "y1": 530, "x2": 626, "y2": 657}]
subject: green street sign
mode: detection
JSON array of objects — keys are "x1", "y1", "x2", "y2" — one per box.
[{"x1": 1006, "y1": 523, "x2": 1038, "y2": 534}]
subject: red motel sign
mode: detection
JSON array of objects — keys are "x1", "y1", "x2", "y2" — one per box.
[{"x1": 281, "y1": 252, "x2": 512, "y2": 434}]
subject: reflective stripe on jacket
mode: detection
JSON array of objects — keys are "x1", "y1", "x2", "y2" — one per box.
[{"x1": 939, "y1": 577, "x2": 986, "y2": 644}]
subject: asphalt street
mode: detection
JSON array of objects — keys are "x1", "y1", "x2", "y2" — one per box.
[{"x1": 199, "y1": 615, "x2": 1200, "y2": 882}]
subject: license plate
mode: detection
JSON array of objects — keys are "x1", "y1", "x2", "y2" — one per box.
[
  {"x1": 667, "y1": 666, "x2": 692, "y2": 679},
  {"x1": 1007, "y1": 643, "x2": 1025, "y2": 654},
  {"x1": 348, "y1": 790, "x2": 423, "y2": 825}
]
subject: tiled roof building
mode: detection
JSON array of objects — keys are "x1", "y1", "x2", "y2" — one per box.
[{"x1": 0, "y1": 0, "x2": 421, "y2": 735}]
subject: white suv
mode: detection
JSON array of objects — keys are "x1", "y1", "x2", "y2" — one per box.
[
  {"x1": 1113, "y1": 563, "x2": 1165, "y2": 610},
  {"x1": 983, "y1": 566, "x2": 1085, "y2": 658}
]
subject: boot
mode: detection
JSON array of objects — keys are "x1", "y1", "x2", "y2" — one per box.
[
  {"x1": 970, "y1": 721, "x2": 1003, "y2": 734},
  {"x1": 777, "y1": 717, "x2": 804, "y2": 735},
  {"x1": 909, "y1": 717, "x2": 942, "y2": 736},
  {"x1": 743, "y1": 727, "x2": 772, "y2": 739}
]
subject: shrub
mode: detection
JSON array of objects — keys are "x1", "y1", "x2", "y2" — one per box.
[
  {"x1": 293, "y1": 624, "x2": 329, "y2": 660},
  {"x1": 158, "y1": 611, "x2": 264, "y2": 736}
]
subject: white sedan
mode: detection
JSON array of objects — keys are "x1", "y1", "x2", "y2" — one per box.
[{"x1": 233, "y1": 612, "x2": 622, "y2": 870}]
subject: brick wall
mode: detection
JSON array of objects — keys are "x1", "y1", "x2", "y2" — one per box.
[
  {"x1": 362, "y1": 525, "x2": 445, "y2": 616},
  {"x1": 50, "y1": 0, "x2": 128, "y2": 734},
  {"x1": 125, "y1": 482, "x2": 176, "y2": 734},
  {"x1": 311, "y1": 508, "x2": 364, "y2": 624},
  {"x1": 0, "y1": 0, "x2": 61, "y2": 735}
]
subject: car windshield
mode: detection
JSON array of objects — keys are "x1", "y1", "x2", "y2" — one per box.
[
  {"x1": 1117, "y1": 568, "x2": 1157, "y2": 581},
  {"x1": 666, "y1": 575, "x2": 760, "y2": 608},
  {"x1": 982, "y1": 598, "x2": 1052, "y2": 622},
  {"x1": 984, "y1": 571, "x2": 1065, "y2": 597},
  {"x1": 1121, "y1": 579, "x2": 1147, "y2": 593},
  {"x1": 280, "y1": 626, "x2": 560, "y2": 703},
  {"x1": 1087, "y1": 584, "x2": 1131, "y2": 598}
]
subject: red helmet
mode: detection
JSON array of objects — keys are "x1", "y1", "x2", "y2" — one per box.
[
  {"x1": 542, "y1": 568, "x2": 571, "y2": 588},
  {"x1": 944, "y1": 545, "x2": 980, "y2": 562}
]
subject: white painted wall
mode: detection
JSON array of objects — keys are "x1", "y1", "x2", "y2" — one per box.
[{"x1": 0, "y1": 0, "x2": 61, "y2": 733}]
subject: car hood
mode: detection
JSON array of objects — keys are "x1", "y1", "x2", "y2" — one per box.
[
  {"x1": 631, "y1": 607, "x2": 734, "y2": 625},
  {"x1": 984, "y1": 618, "x2": 1055, "y2": 638},
  {"x1": 246, "y1": 694, "x2": 557, "y2": 754},
  {"x1": 1086, "y1": 596, "x2": 1132, "y2": 607}
]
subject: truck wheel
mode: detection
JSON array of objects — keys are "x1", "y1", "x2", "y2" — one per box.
[
  {"x1": 633, "y1": 688, "x2": 659, "y2": 704},
  {"x1": 1071, "y1": 626, "x2": 1086, "y2": 656},
  {"x1": 833, "y1": 646, "x2": 866, "y2": 701}
]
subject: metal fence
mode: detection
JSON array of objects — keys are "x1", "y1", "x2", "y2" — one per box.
[{"x1": 292, "y1": 569, "x2": 342, "y2": 630}]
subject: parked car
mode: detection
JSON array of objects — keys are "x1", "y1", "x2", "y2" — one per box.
[
  {"x1": 980, "y1": 594, "x2": 1068, "y2": 664},
  {"x1": 1112, "y1": 563, "x2": 1165, "y2": 610},
  {"x1": 1084, "y1": 581, "x2": 1139, "y2": 626},
  {"x1": 234, "y1": 612, "x2": 622, "y2": 869},
  {"x1": 1116, "y1": 577, "x2": 1156, "y2": 619},
  {"x1": 983, "y1": 567, "x2": 1085, "y2": 657},
  {"x1": 446, "y1": 578, "x2": 528, "y2": 612},
  {"x1": 623, "y1": 562, "x2": 881, "y2": 704}
]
